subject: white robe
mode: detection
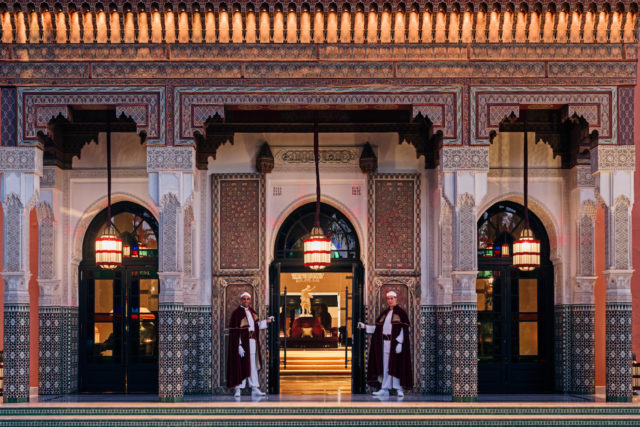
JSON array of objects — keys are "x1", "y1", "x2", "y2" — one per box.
[
  {"x1": 365, "y1": 309, "x2": 404, "y2": 391},
  {"x1": 236, "y1": 307, "x2": 267, "y2": 390}
]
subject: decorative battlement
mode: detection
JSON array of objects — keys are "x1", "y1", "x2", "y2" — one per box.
[{"x1": 0, "y1": 1, "x2": 636, "y2": 45}]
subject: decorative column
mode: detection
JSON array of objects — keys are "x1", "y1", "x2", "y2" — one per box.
[
  {"x1": 592, "y1": 145, "x2": 635, "y2": 402},
  {"x1": 440, "y1": 146, "x2": 488, "y2": 402},
  {"x1": 569, "y1": 166, "x2": 597, "y2": 394},
  {"x1": 147, "y1": 146, "x2": 195, "y2": 402},
  {"x1": 435, "y1": 198, "x2": 453, "y2": 394},
  {"x1": 0, "y1": 147, "x2": 42, "y2": 402}
]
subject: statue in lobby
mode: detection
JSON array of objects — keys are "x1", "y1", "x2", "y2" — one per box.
[
  {"x1": 226, "y1": 292, "x2": 274, "y2": 398},
  {"x1": 299, "y1": 284, "x2": 315, "y2": 316},
  {"x1": 357, "y1": 290, "x2": 413, "y2": 398}
]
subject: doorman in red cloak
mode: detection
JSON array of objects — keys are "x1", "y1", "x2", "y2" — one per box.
[
  {"x1": 227, "y1": 292, "x2": 273, "y2": 397},
  {"x1": 358, "y1": 290, "x2": 413, "y2": 397}
]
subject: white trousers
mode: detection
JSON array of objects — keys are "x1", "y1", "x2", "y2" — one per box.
[
  {"x1": 236, "y1": 338, "x2": 260, "y2": 390},
  {"x1": 380, "y1": 340, "x2": 402, "y2": 390}
]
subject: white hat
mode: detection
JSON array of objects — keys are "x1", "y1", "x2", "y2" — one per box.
[
  {"x1": 386, "y1": 290, "x2": 397, "y2": 298},
  {"x1": 240, "y1": 292, "x2": 251, "y2": 298}
]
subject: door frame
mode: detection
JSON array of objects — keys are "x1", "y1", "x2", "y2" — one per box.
[{"x1": 268, "y1": 259, "x2": 365, "y2": 394}]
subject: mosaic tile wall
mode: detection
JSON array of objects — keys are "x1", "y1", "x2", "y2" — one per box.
[
  {"x1": 571, "y1": 305, "x2": 595, "y2": 394},
  {"x1": 451, "y1": 303, "x2": 477, "y2": 401},
  {"x1": 554, "y1": 305, "x2": 571, "y2": 393},
  {"x1": 62, "y1": 307, "x2": 79, "y2": 394},
  {"x1": 3, "y1": 304, "x2": 30, "y2": 402},
  {"x1": 435, "y1": 305, "x2": 452, "y2": 394},
  {"x1": 419, "y1": 305, "x2": 437, "y2": 393},
  {"x1": 374, "y1": 179, "x2": 415, "y2": 271},
  {"x1": 605, "y1": 304, "x2": 633, "y2": 402},
  {"x1": 159, "y1": 304, "x2": 185, "y2": 401},
  {"x1": 184, "y1": 306, "x2": 212, "y2": 394},
  {"x1": 38, "y1": 307, "x2": 63, "y2": 395}
]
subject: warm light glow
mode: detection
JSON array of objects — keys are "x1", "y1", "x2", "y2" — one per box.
[
  {"x1": 596, "y1": 11, "x2": 608, "y2": 43},
  {"x1": 513, "y1": 228, "x2": 540, "y2": 271},
  {"x1": 70, "y1": 11, "x2": 81, "y2": 43},
  {"x1": 502, "y1": 11, "x2": 513, "y2": 43},
  {"x1": 475, "y1": 11, "x2": 486, "y2": 42},
  {"x1": 178, "y1": 11, "x2": 189, "y2": 42},
  {"x1": 29, "y1": 11, "x2": 40, "y2": 43},
  {"x1": 408, "y1": 11, "x2": 419, "y2": 42},
  {"x1": 273, "y1": 9, "x2": 284, "y2": 42},
  {"x1": 528, "y1": 11, "x2": 540, "y2": 42},
  {"x1": 110, "y1": 11, "x2": 121, "y2": 43},
  {"x1": 244, "y1": 10, "x2": 256, "y2": 43},
  {"x1": 583, "y1": 11, "x2": 595, "y2": 43},
  {"x1": 354, "y1": 10, "x2": 364, "y2": 43},
  {"x1": 303, "y1": 227, "x2": 332, "y2": 270},
  {"x1": 16, "y1": 11, "x2": 27, "y2": 43},
  {"x1": 421, "y1": 11, "x2": 432, "y2": 42},
  {"x1": 96, "y1": 11, "x2": 108, "y2": 43},
  {"x1": 367, "y1": 10, "x2": 378, "y2": 43},
  {"x1": 287, "y1": 10, "x2": 297, "y2": 43},
  {"x1": 515, "y1": 11, "x2": 526, "y2": 42},
  {"x1": 219, "y1": 9, "x2": 230, "y2": 42},
  {"x1": 394, "y1": 11, "x2": 405, "y2": 43},
  {"x1": 542, "y1": 11, "x2": 554, "y2": 42},
  {"x1": 448, "y1": 11, "x2": 459, "y2": 43},
  {"x1": 435, "y1": 11, "x2": 446, "y2": 42},
  {"x1": 610, "y1": 11, "x2": 622, "y2": 43},
  {"x1": 123, "y1": 244, "x2": 131, "y2": 258},
  {"x1": 83, "y1": 11, "x2": 94, "y2": 43},
  {"x1": 461, "y1": 11, "x2": 472, "y2": 42},
  {"x1": 192, "y1": 11, "x2": 203, "y2": 42},
  {"x1": 340, "y1": 10, "x2": 351, "y2": 43},
  {"x1": 205, "y1": 11, "x2": 216, "y2": 43},
  {"x1": 300, "y1": 10, "x2": 311, "y2": 42},
  {"x1": 488, "y1": 11, "x2": 499, "y2": 42},
  {"x1": 326, "y1": 10, "x2": 338, "y2": 42},
  {"x1": 2, "y1": 12, "x2": 13, "y2": 43},
  {"x1": 164, "y1": 10, "x2": 176, "y2": 43},
  {"x1": 96, "y1": 225, "x2": 123, "y2": 269},
  {"x1": 556, "y1": 11, "x2": 567, "y2": 43},
  {"x1": 232, "y1": 10, "x2": 243, "y2": 43},
  {"x1": 380, "y1": 10, "x2": 391, "y2": 42},
  {"x1": 138, "y1": 12, "x2": 149, "y2": 43},
  {"x1": 314, "y1": 11, "x2": 324, "y2": 43},
  {"x1": 501, "y1": 244, "x2": 510, "y2": 257},
  {"x1": 569, "y1": 12, "x2": 581, "y2": 42},
  {"x1": 623, "y1": 12, "x2": 636, "y2": 42}
]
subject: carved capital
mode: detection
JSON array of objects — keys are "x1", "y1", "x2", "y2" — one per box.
[
  {"x1": 3, "y1": 272, "x2": 31, "y2": 304},
  {"x1": 147, "y1": 146, "x2": 195, "y2": 172},
  {"x1": 591, "y1": 145, "x2": 635, "y2": 172},
  {"x1": 440, "y1": 146, "x2": 489, "y2": 171},
  {"x1": 451, "y1": 271, "x2": 478, "y2": 304},
  {"x1": 158, "y1": 272, "x2": 183, "y2": 304},
  {"x1": 603, "y1": 270, "x2": 633, "y2": 304},
  {"x1": 38, "y1": 279, "x2": 61, "y2": 307},
  {"x1": 573, "y1": 276, "x2": 597, "y2": 305},
  {"x1": 575, "y1": 165, "x2": 595, "y2": 188},
  {"x1": 0, "y1": 146, "x2": 43, "y2": 174}
]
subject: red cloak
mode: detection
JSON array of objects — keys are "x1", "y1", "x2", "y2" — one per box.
[
  {"x1": 226, "y1": 305, "x2": 262, "y2": 388},
  {"x1": 366, "y1": 305, "x2": 413, "y2": 390}
]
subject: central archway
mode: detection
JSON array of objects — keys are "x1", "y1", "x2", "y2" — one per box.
[
  {"x1": 269, "y1": 202, "x2": 365, "y2": 394},
  {"x1": 78, "y1": 201, "x2": 159, "y2": 394}
]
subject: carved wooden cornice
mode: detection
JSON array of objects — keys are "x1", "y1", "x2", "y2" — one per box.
[
  {"x1": 0, "y1": 2, "x2": 635, "y2": 45},
  {"x1": 36, "y1": 109, "x2": 140, "y2": 169},
  {"x1": 497, "y1": 106, "x2": 598, "y2": 169}
]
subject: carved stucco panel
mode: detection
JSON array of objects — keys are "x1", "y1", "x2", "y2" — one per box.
[
  {"x1": 613, "y1": 196, "x2": 631, "y2": 271},
  {"x1": 453, "y1": 193, "x2": 476, "y2": 272},
  {"x1": 160, "y1": 192, "x2": 181, "y2": 273},
  {"x1": 3, "y1": 193, "x2": 26, "y2": 272},
  {"x1": 36, "y1": 202, "x2": 55, "y2": 280}
]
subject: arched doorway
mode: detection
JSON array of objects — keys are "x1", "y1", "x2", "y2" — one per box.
[
  {"x1": 78, "y1": 202, "x2": 159, "y2": 393},
  {"x1": 268, "y1": 202, "x2": 365, "y2": 394},
  {"x1": 476, "y1": 201, "x2": 554, "y2": 393}
]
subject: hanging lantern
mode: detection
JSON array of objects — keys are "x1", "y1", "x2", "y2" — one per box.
[
  {"x1": 95, "y1": 224, "x2": 122, "y2": 269},
  {"x1": 512, "y1": 227, "x2": 540, "y2": 271},
  {"x1": 501, "y1": 243, "x2": 510, "y2": 257},
  {"x1": 303, "y1": 226, "x2": 332, "y2": 270}
]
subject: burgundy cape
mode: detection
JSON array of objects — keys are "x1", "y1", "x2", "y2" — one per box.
[
  {"x1": 226, "y1": 305, "x2": 262, "y2": 388},
  {"x1": 366, "y1": 305, "x2": 413, "y2": 390}
]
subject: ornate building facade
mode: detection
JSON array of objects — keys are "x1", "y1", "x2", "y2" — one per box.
[{"x1": 0, "y1": 0, "x2": 637, "y2": 404}]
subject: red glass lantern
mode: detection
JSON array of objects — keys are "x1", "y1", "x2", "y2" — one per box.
[
  {"x1": 303, "y1": 226, "x2": 332, "y2": 270},
  {"x1": 513, "y1": 228, "x2": 540, "y2": 271},
  {"x1": 95, "y1": 224, "x2": 122, "y2": 269}
]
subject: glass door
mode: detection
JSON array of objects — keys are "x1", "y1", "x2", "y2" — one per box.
[{"x1": 79, "y1": 268, "x2": 159, "y2": 393}]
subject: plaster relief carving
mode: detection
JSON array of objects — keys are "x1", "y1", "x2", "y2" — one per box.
[
  {"x1": 578, "y1": 215, "x2": 595, "y2": 277},
  {"x1": 439, "y1": 199, "x2": 453, "y2": 278},
  {"x1": 3, "y1": 194, "x2": 26, "y2": 272},
  {"x1": 576, "y1": 166, "x2": 595, "y2": 187},
  {"x1": 614, "y1": 196, "x2": 631, "y2": 270},
  {"x1": 0, "y1": 147, "x2": 43, "y2": 173},
  {"x1": 454, "y1": 193, "x2": 476, "y2": 272},
  {"x1": 591, "y1": 145, "x2": 635, "y2": 172},
  {"x1": 41, "y1": 167, "x2": 57, "y2": 188},
  {"x1": 159, "y1": 192, "x2": 181, "y2": 273},
  {"x1": 36, "y1": 202, "x2": 56, "y2": 280},
  {"x1": 183, "y1": 204, "x2": 194, "y2": 278},
  {"x1": 440, "y1": 147, "x2": 489, "y2": 171},
  {"x1": 147, "y1": 146, "x2": 194, "y2": 172}
]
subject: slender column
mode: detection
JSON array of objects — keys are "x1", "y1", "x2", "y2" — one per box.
[
  {"x1": 147, "y1": 146, "x2": 195, "y2": 402},
  {"x1": 0, "y1": 147, "x2": 42, "y2": 402},
  {"x1": 440, "y1": 146, "x2": 488, "y2": 402},
  {"x1": 591, "y1": 145, "x2": 635, "y2": 402},
  {"x1": 568, "y1": 167, "x2": 597, "y2": 394}
]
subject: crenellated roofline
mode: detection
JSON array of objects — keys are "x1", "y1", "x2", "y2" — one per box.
[{"x1": 0, "y1": 1, "x2": 636, "y2": 44}]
